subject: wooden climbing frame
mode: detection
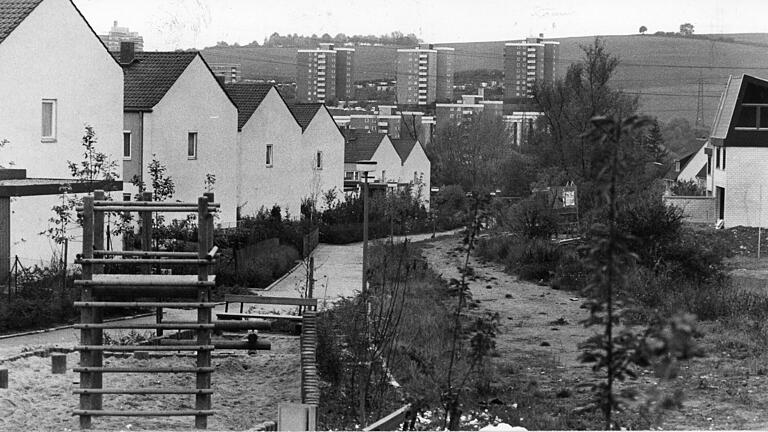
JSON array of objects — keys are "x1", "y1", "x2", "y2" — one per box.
[{"x1": 74, "y1": 190, "x2": 219, "y2": 430}]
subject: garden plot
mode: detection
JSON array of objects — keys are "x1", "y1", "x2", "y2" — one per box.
[{"x1": 0, "y1": 335, "x2": 300, "y2": 431}]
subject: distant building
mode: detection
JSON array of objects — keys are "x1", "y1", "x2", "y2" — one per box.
[
  {"x1": 503, "y1": 33, "x2": 558, "y2": 109},
  {"x1": 331, "y1": 105, "x2": 434, "y2": 146},
  {"x1": 504, "y1": 111, "x2": 543, "y2": 146},
  {"x1": 434, "y1": 88, "x2": 504, "y2": 130},
  {"x1": 396, "y1": 43, "x2": 454, "y2": 106},
  {"x1": 209, "y1": 63, "x2": 241, "y2": 84},
  {"x1": 99, "y1": 20, "x2": 143, "y2": 52},
  {"x1": 296, "y1": 43, "x2": 355, "y2": 103}
]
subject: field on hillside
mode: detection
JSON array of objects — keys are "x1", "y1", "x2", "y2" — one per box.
[{"x1": 202, "y1": 34, "x2": 768, "y2": 123}]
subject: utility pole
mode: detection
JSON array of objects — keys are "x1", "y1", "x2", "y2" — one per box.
[{"x1": 695, "y1": 71, "x2": 705, "y2": 128}]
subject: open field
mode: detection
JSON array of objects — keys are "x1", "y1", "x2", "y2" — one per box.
[
  {"x1": 203, "y1": 33, "x2": 768, "y2": 123},
  {"x1": 0, "y1": 335, "x2": 299, "y2": 431}
]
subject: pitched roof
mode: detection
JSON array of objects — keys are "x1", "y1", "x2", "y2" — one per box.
[
  {"x1": 290, "y1": 103, "x2": 323, "y2": 131},
  {"x1": 391, "y1": 138, "x2": 417, "y2": 163},
  {"x1": 344, "y1": 133, "x2": 385, "y2": 163},
  {"x1": 710, "y1": 75, "x2": 742, "y2": 140},
  {"x1": 0, "y1": 0, "x2": 42, "y2": 45},
  {"x1": 115, "y1": 51, "x2": 198, "y2": 110},
  {"x1": 224, "y1": 83, "x2": 274, "y2": 130}
]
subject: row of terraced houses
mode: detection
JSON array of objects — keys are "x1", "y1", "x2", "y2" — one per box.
[{"x1": 0, "y1": 0, "x2": 430, "y2": 268}]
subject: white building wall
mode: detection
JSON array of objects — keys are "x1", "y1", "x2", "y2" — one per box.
[
  {"x1": 145, "y1": 55, "x2": 238, "y2": 224},
  {"x1": 301, "y1": 108, "x2": 345, "y2": 210},
  {"x1": 0, "y1": 0, "x2": 124, "y2": 264},
  {"x1": 370, "y1": 136, "x2": 403, "y2": 183},
  {"x1": 237, "y1": 89, "x2": 304, "y2": 217},
  {"x1": 718, "y1": 146, "x2": 768, "y2": 228},
  {"x1": 399, "y1": 143, "x2": 431, "y2": 207},
  {"x1": 677, "y1": 146, "x2": 708, "y2": 183}
]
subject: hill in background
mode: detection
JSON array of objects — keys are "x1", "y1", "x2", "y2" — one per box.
[{"x1": 201, "y1": 33, "x2": 768, "y2": 124}]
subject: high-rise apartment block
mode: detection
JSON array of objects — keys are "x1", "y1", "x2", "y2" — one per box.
[
  {"x1": 296, "y1": 43, "x2": 355, "y2": 103},
  {"x1": 209, "y1": 63, "x2": 241, "y2": 84},
  {"x1": 99, "y1": 21, "x2": 144, "y2": 52},
  {"x1": 503, "y1": 34, "x2": 558, "y2": 108},
  {"x1": 396, "y1": 44, "x2": 454, "y2": 106}
]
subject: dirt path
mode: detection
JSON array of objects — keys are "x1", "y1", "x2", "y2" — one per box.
[{"x1": 420, "y1": 235, "x2": 768, "y2": 430}]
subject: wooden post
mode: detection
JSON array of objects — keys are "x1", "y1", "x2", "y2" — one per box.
[
  {"x1": 196, "y1": 196, "x2": 212, "y2": 429},
  {"x1": 52, "y1": 354, "x2": 67, "y2": 374},
  {"x1": 140, "y1": 191, "x2": 153, "y2": 275},
  {"x1": 79, "y1": 195, "x2": 95, "y2": 429},
  {"x1": 308, "y1": 256, "x2": 315, "y2": 309},
  {"x1": 0, "y1": 368, "x2": 7, "y2": 388},
  {"x1": 91, "y1": 191, "x2": 104, "y2": 408},
  {"x1": 0, "y1": 197, "x2": 10, "y2": 293}
]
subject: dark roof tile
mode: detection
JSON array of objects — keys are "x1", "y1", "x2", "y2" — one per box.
[
  {"x1": 224, "y1": 83, "x2": 273, "y2": 130},
  {"x1": 114, "y1": 51, "x2": 198, "y2": 110},
  {"x1": 345, "y1": 133, "x2": 385, "y2": 163},
  {"x1": 391, "y1": 138, "x2": 417, "y2": 163},
  {"x1": 290, "y1": 103, "x2": 323, "y2": 130},
  {"x1": 0, "y1": 0, "x2": 42, "y2": 44}
]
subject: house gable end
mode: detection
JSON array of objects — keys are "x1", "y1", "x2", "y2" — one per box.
[{"x1": 722, "y1": 74, "x2": 768, "y2": 148}]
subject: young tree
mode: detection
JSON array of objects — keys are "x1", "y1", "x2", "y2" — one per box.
[
  {"x1": 679, "y1": 23, "x2": 694, "y2": 36},
  {"x1": 639, "y1": 25, "x2": 647, "y2": 35}
]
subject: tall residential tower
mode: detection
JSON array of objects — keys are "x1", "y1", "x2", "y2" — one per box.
[
  {"x1": 396, "y1": 43, "x2": 454, "y2": 106},
  {"x1": 296, "y1": 43, "x2": 355, "y2": 104},
  {"x1": 503, "y1": 34, "x2": 558, "y2": 109}
]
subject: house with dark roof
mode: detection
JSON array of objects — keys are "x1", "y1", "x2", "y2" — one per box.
[
  {"x1": 708, "y1": 74, "x2": 768, "y2": 227},
  {"x1": 343, "y1": 132, "x2": 402, "y2": 187},
  {"x1": 116, "y1": 42, "x2": 239, "y2": 224},
  {"x1": 289, "y1": 103, "x2": 345, "y2": 209},
  {"x1": 225, "y1": 83, "x2": 304, "y2": 215},
  {"x1": 0, "y1": 0, "x2": 124, "y2": 261},
  {"x1": 391, "y1": 138, "x2": 431, "y2": 206}
]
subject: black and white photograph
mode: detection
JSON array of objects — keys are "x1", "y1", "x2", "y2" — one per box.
[{"x1": 0, "y1": 0, "x2": 766, "y2": 430}]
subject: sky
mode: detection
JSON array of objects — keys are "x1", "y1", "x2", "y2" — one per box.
[{"x1": 74, "y1": 0, "x2": 766, "y2": 51}]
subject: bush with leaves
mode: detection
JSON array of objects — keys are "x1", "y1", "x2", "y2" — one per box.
[{"x1": 670, "y1": 179, "x2": 705, "y2": 196}]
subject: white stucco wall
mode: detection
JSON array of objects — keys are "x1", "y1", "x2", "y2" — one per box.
[
  {"x1": 677, "y1": 145, "x2": 708, "y2": 183},
  {"x1": 0, "y1": 0, "x2": 124, "y2": 264},
  {"x1": 400, "y1": 142, "x2": 431, "y2": 207},
  {"x1": 370, "y1": 136, "x2": 402, "y2": 183},
  {"x1": 144, "y1": 55, "x2": 238, "y2": 224},
  {"x1": 716, "y1": 146, "x2": 768, "y2": 228},
  {"x1": 237, "y1": 89, "x2": 304, "y2": 217},
  {"x1": 301, "y1": 108, "x2": 345, "y2": 210}
]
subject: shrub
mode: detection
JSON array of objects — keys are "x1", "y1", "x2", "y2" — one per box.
[
  {"x1": 551, "y1": 247, "x2": 589, "y2": 290},
  {"x1": 517, "y1": 239, "x2": 562, "y2": 282},
  {"x1": 504, "y1": 195, "x2": 559, "y2": 239},
  {"x1": 214, "y1": 244, "x2": 299, "y2": 288},
  {"x1": 616, "y1": 193, "x2": 684, "y2": 268}
]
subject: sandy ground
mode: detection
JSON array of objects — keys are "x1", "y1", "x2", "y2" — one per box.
[{"x1": 0, "y1": 335, "x2": 299, "y2": 431}]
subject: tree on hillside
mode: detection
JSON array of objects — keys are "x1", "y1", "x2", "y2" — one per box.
[
  {"x1": 679, "y1": 23, "x2": 694, "y2": 36},
  {"x1": 661, "y1": 117, "x2": 707, "y2": 156},
  {"x1": 639, "y1": 25, "x2": 647, "y2": 35}
]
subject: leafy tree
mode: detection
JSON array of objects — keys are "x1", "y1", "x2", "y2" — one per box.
[
  {"x1": 639, "y1": 25, "x2": 647, "y2": 35},
  {"x1": 428, "y1": 114, "x2": 518, "y2": 194},
  {"x1": 679, "y1": 23, "x2": 694, "y2": 36}
]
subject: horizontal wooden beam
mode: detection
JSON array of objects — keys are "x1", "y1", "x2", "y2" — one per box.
[
  {"x1": 76, "y1": 345, "x2": 213, "y2": 351},
  {"x1": 364, "y1": 404, "x2": 413, "y2": 431},
  {"x1": 73, "y1": 366, "x2": 215, "y2": 373},
  {"x1": 77, "y1": 258, "x2": 215, "y2": 265},
  {"x1": 213, "y1": 320, "x2": 271, "y2": 331},
  {"x1": 74, "y1": 302, "x2": 217, "y2": 308},
  {"x1": 158, "y1": 339, "x2": 271, "y2": 350},
  {"x1": 0, "y1": 179, "x2": 122, "y2": 197},
  {"x1": 217, "y1": 312, "x2": 303, "y2": 322},
  {"x1": 74, "y1": 323, "x2": 215, "y2": 330},
  {"x1": 224, "y1": 295, "x2": 318, "y2": 307},
  {"x1": 93, "y1": 250, "x2": 199, "y2": 258},
  {"x1": 73, "y1": 410, "x2": 215, "y2": 417},
  {"x1": 74, "y1": 388, "x2": 213, "y2": 395},
  {"x1": 92, "y1": 206, "x2": 217, "y2": 213},
  {"x1": 94, "y1": 200, "x2": 220, "y2": 208}
]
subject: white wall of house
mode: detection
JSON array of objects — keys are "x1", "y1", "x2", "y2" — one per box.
[
  {"x1": 237, "y1": 89, "x2": 303, "y2": 217},
  {"x1": 144, "y1": 55, "x2": 238, "y2": 224},
  {"x1": 714, "y1": 146, "x2": 768, "y2": 228},
  {"x1": 301, "y1": 108, "x2": 345, "y2": 210},
  {"x1": 0, "y1": 0, "x2": 124, "y2": 264},
  {"x1": 399, "y1": 142, "x2": 431, "y2": 207},
  {"x1": 369, "y1": 136, "x2": 402, "y2": 183},
  {"x1": 677, "y1": 146, "x2": 708, "y2": 184}
]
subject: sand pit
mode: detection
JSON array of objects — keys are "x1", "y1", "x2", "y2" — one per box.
[{"x1": 0, "y1": 335, "x2": 300, "y2": 431}]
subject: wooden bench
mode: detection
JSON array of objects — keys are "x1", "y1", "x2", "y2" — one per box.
[{"x1": 222, "y1": 294, "x2": 317, "y2": 314}]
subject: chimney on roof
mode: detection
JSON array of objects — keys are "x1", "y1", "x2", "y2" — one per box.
[{"x1": 120, "y1": 41, "x2": 135, "y2": 65}]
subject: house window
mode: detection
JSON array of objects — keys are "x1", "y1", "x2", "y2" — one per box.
[
  {"x1": 123, "y1": 131, "x2": 131, "y2": 160},
  {"x1": 266, "y1": 144, "x2": 273, "y2": 166},
  {"x1": 41, "y1": 99, "x2": 56, "y2": 142},
  {"x1": 315, "y1": 151, "x2": 323, "y2": 169},
  {"x1": 707, "y1": 155, "x2": 712, "y2": 175},
  {"x1": 716, "y1": 147, "x2": 720, "y2": 168},
  {"x1": 123, "y1": 193, "x2": 131, "y2": 201},
  {"x1": 381, "y1": 170, "x2": 386, "y2": 181},
  {"x1": 722, "y1": 147, "x2": 726, "y2": 170},
  {"x1": 187, "y1": 132, "x2": 198, "y2": 159}
]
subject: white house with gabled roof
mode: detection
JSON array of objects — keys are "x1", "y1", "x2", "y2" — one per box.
[
  {"x1": 0, "y1": 0, "x2": 124, "y2": 265},
  {"x1": 392, "y1": 138, "x2": 431, "y2": 207}
]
